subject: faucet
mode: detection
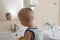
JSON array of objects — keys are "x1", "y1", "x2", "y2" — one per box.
[
  {"x1": 12, "y1": 24, "x2": 20, "y2": 32},
  {"x1": 44, "y1": 22, "x2": 57, "y2": 37},
  {"x1": 45, "y1": 22, "x2": 51, "y2": 26}
]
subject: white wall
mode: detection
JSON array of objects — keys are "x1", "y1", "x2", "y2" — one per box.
[
  {"x1": 0, "y1": 0, "x2": 60, "y2": 32},
  {"x1": 59, "y1": 0, "x2": 60, "y2": 25},
  {"x1": 0, "y1": 0, "x2": 23, "y2": 20},
  {"x1": 34, "y1": 0, "x2": 59, "y2": 30}
]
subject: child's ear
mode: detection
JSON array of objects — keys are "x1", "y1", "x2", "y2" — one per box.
[
  {"x1": 24, "y1": 18, "x2": 28, "y2": 23},
  {"x1": 23, "y1": 19, "x2": 27, "y2": 23}
]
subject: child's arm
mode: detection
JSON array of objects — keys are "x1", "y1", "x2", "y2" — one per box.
[{"x1": 24, "y1": 31, "x2": 33, "y2": 40}]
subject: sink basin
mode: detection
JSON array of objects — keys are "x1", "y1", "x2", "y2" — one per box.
[
  {"x1": 43, "y1": 29, "x2": 60, "y2": 40},
  {"x1": 0, "y1": 31, "x2": 16, "y2": 40},
  {"x1": 0, "y1": 30, "x2": 25, "y2": 40},
  {"x1": 0, "y1": 27, "x2": 27, "y2": 40},
  {"x1": 12, "y1": 31, "x2": 24, "y2": 38}
]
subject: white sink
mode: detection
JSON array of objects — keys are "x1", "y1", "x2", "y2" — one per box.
[
  {"x1": 12, "y1": 31, "x2": 24, "y2": 38},
  {"x1": 0, "y1": 27, "x2": 27, "y2": 40},
  {"x1": 43, "y1": 29, "x2": 60, "y2": 40},
  {"x1": 0, "y1": 29, "x2": 26, "y2": 40},
  {"x1": 0, "y1": 31, "x2": 16, "y2": 40},
  {"x1": 0, "y1": 31, "x2": 25, "y2": 40}
]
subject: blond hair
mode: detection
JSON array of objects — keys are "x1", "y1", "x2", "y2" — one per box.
[{"x1": 18, "y1": 8, "x2": 34, "y2": 22}]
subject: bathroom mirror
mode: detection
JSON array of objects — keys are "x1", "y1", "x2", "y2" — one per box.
[
  {"x1": 0, "y1": 0, "x2": 37, "y2": 21},
  {"x1": 0, "y1": 0, "x2": 23, "y2": 21}
]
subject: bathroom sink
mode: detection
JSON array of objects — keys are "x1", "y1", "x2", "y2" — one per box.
[
  {"x1": 12, "y1": 31, "x2": 24, "y2": 38},
  {"x1": 0, "y1": 31, "x2": 16, "y2": 40},
  {"x1": 43, "y1": 29, "x2": 60, "y2": 40},
  {"x1": 0, "y1": 30, "x2": 25, "y2": 40},
  {"x1": 12, "y1": 27, "x2": 26, "y2": 38},
  {"x1": 0, "y1": 27, "x2": 27, "y2": 40}
]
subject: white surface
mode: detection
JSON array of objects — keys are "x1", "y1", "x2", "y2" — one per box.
[
  {"x1": 43, "y1": 26, "x2": 60, "y2": 40},
  {"x1": 0, "y1": 27, "x2": 26, "y2": 40},
  {"x1": 0, "y1": 31, "x2": 16, "y2": 40},
  {"x1": 0, "y1": 0, "x2": 23, "y2": 20}
]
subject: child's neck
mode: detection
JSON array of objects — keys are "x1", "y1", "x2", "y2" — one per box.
[{"x1": 27, "y1": 22, "x2": 36, "y2": 28}]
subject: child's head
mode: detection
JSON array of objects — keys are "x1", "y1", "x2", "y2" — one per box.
[
  {"x1": 5, "y1": 13, "x2": 11, "y2": 20},
  {"x1": 18, "y1": 8, "x2": 34, "y2": 26}
]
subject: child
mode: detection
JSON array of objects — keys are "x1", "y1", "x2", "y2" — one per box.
[{"x1": 18, "y1": 8, "x2": 39, "y2": 40}]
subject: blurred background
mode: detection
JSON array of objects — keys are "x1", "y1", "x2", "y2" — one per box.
[{"x1": 0, "y1": 0, "x2": 60, "y2": 40}]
